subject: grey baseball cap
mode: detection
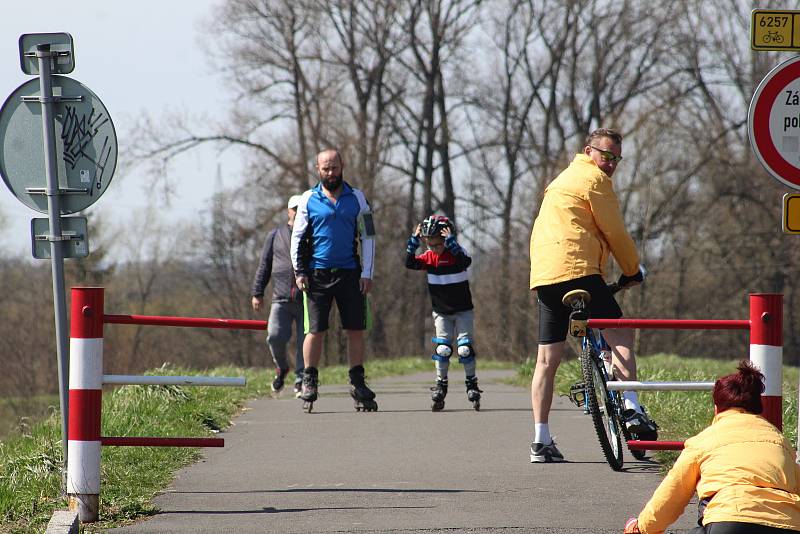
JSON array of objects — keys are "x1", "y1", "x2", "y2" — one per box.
[{"x1": 288, "y1": 195, "x2": 303, "y2": 209}]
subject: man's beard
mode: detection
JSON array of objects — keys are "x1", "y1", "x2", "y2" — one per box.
[{"x1": 322, "y1": 174, "x2": 343, "y2": 191}]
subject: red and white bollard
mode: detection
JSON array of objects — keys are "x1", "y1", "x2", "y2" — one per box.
[
  {"x1": 749, "y1": 293, "x2": 782, "y2": 430},
  {"x1": 67, "y1": 287, "x2": 104, "y2": 522}
]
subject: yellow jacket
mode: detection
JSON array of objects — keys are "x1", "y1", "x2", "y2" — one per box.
[
  {"x1": 638, "y1": 409, "x2": 800, "y2": 534},
  {"x1": 529, "y1": 154, "x2": 639, "y2": 289}
]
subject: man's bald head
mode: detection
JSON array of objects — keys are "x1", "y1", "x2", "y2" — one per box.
[
  {"x1": 316, "y1": 149, "x2": 342, "y2": 167},
  {"x1": 316, "y1": 149, "x2": 344, "y2": 192}
]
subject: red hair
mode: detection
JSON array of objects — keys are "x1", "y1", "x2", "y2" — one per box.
[{"x1": 712, "y1": 360, "x2": 764, "y2": 414}]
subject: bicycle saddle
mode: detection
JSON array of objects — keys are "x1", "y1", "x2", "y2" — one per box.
[{"x1": 562, "y1": 289, "x2": 591, "y2": 308}]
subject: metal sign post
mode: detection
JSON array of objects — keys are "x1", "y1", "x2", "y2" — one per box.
[
  {"x1": 0, "y1": 33, "x2": 117, "y2": 492},
  {"x1": 37, "y1": 43, "x2": 71, "y2": 481}
]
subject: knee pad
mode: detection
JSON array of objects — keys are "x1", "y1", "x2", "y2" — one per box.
[
  {"x1": 457, "y1": 337, "x2": 475, "y2": 364},
  {"x1": 431, "y1": 336, "x2": 452, "y2": 362}
]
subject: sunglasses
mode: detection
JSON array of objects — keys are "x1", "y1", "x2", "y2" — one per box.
[{"x1": 589, "y1": 146, "x2": 623, "y2": 163}]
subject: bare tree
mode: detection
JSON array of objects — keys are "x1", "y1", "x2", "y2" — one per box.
[
  {"x1": 385, "y1": 0, "x2": 481, "y2": 221},
  {"x1": 626, "y1": 0, "x2": 800, "y2": 363},
  {"x1": 105, "y1": 208, "x2": 183, "y2": 365},
  {"x1": 106, "y1": 0, "x2": 800, "y2": 371}
]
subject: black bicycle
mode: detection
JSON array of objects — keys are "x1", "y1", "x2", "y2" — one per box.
[{"x1": 563, "y1": 284, "x2": 657, "y2": 471}]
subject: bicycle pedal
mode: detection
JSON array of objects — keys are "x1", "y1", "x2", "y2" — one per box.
[{"x1": 567, "y1": 382, "x2": 586, "y2": 408}]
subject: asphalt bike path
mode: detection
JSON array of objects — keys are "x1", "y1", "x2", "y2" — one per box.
[{"x1": 112, "y1": 369, "x2": 698, "y2": 533}]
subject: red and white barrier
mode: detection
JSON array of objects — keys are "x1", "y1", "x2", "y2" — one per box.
[
  {"x1": 67, "y1": 286, "x2": 253, "y2": 522},
  {"x1": 67, "y1": 287, "x2": 104, "y2": 522},
  {"x1": 749, "y1": 293, "x2": 783, "y2": 430},
  {"x1": 590, "y1": 293, "x2": 785, "y2": 452}
]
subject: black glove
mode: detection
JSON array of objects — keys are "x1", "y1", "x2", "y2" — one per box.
[{"x1": 616, "y1": 268, "x2": 644, "y2": 288}]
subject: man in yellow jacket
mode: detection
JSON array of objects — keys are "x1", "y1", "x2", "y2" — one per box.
[{"x1": 528, "y1": 128, "x2": 653, "y2": 463}]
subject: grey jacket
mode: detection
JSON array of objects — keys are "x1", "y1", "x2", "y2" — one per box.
[{"x1": 251, "y1": 224, "x2": 301, "y2": 303}]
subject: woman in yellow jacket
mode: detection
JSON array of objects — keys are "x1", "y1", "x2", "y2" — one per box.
[
  {"x1": 528, "y1": 128, "x2": 653, "y2": 463},
  {"x1": 624, "y1": 361, "x2": 800, "y2": 534}
]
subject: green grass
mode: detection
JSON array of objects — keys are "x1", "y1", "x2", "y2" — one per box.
[
  {"x1": 514, "y1": 353, "x2": 799, "y2": 468},
  {"x1": 0, "y1": 396, "x2": 59, "y2": 442},
  {"x1": 2, "y1": 355, "x2": 797, "y2": 532},
  {"x1": 0, "y1": 357, "x2": 475, "y2": 533}
]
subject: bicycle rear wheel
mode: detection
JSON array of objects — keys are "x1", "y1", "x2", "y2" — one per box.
[{"x1": 580, "y1": 345, "x2": 624, "y2": 471}]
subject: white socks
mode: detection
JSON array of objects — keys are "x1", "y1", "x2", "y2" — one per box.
[
  {"x1": 536, "y1": 396, "x2": 642, "y2": 447},
  {"x1": 534, "y1": 423, "x2": 551, "y2": 445},
  {"x1": 622, "y1": 391, "x2": 643, "y2": 413}
]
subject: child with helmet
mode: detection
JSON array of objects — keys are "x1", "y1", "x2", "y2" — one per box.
[{"x1": 405, "y1": 215, "x2": 482, "y2": 411}]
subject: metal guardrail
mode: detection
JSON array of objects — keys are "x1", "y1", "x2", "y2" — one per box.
[
  {"x1": 102, "y1": 375, "x2": 246, "y2": 387},
  {"x1": 606, "y1": 381, "x2": 714, "y2": 391}
]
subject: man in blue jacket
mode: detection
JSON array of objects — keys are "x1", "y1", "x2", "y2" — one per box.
[
  {"x1": 291, "y1": 149, "x2": 377, "y2": 411},
  {"x1": 251, "y1": 195, "x2": 306, "y2": 396}
]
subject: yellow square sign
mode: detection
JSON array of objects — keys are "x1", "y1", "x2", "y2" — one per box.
[
  {"x1": 752, "y1": 10, "x2": 800, "y2": 50},
  {"x1": 783, "y1": 193, "x2": 800, "y2": 234}
]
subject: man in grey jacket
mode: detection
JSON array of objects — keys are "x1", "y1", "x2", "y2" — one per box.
[{"x1": 251, "y1": 195, "x2": 305, "y2": 395}]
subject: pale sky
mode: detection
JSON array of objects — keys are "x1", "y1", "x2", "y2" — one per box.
[{"x1": 0, "y1": 0, "x2": 234, "y2": 256}]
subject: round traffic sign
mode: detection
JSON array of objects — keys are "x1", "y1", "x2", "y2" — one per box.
[
  {"x1": 0, "y1": 75, "x2": 117, "y2": 214},
  {"x1": 748, "y1": 56, "x2": 800, "y2": 190}
]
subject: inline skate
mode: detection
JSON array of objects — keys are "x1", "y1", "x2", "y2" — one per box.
[
  {"x1": 271, "y1": 367, "x2": 288, "y2": 396},
  {"x1": 300, "y1": 367, "x2": 318, "y2": 413},
  {"x1": 349, "y1": 365, "x2": 378, "y2": 412},
  {"x1": 465, "y1": 376, "x2": 482, "y2": 411},
  {"x1": 430, "y1": 378, "x2": 448, "y2": 411}
]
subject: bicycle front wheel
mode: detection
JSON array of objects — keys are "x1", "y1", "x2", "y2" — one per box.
[{"x1": 580, "y1": 345, "x2": 624, "y2": 471}]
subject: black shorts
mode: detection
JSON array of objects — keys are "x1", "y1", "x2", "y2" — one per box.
[
  {"x1": 705, "y1": 522, "x2": 799, "y2": 534},
  {"x1": 536, "y1": 274, "x2": 622, "y2": 344},
  {"x1": 303, "y1": 269, "x2": 370, "y2": 333}
]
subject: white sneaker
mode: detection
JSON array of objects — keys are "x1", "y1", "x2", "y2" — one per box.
[{"x1": 530, "y1": 440, "x2": 565, "y2": 463}]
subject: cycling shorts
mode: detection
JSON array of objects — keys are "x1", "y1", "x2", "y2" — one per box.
[
  {"x1": 535, "y1": 274, "x2": 622, "y2": 344},
  {"x1": 704, "y1": 522, "x2": 799, "y2": 534},
  {"x1": 303, "y1": 268, "x2": 369, "y2": 333}
]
